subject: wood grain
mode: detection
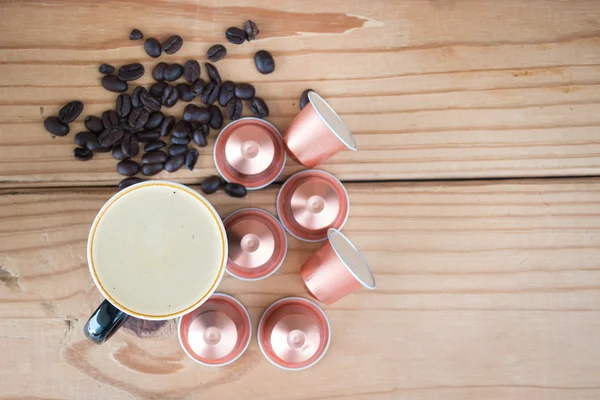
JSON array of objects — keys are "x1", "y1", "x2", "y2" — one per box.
[
  {"x1": 2, "y1": 179, "x2": 600, "y2": 399},
  {"x1": 1, "y1": 0, "x2": 600, "y2": 187}
]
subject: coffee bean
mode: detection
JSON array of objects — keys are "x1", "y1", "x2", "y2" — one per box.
[
  {"x1": 185, "y1": 149, "x2": 199, "y2": 170},
  {"x1": 144, "y1": 38, "x2": 162, "y2": 58},
  {"x1": 201, "y1": 81, "x2": 219, "y2": 105},
  {"x1": 149, "y1": 82, "x2": 167, "y2": 98},
  {"x1": 183, "y1": 60, "x2": 200, "y2": 83},
  {"x1": 117, "y1": 160, "x2": 141, "y2": 176},
  {"x1": 161, "y1": 85, "x2": 179, "y2": 108},
  {"x1": 129, "y1": 28, "x2": 143, "y2": 40},
  {"x1": 300, "y1": 89, "x2": 313, "y2": 109},
  {"x1": 74, "y1": 131, "x2": 96, "y2": 147},
  {"x1": 218, "y1": 81, "x2": 235, "y2": 107},
  {"x1": 86, "y1": 137, "x2": 111, "y2": 153},
  {"x1": 207, "y1": 44, "x2": 226, "y2": 62},
  {"x1": 118, "y1": 63, "x2": 145, "y2": 81},
  {"x1": 140, "y1": 91, "x2": 161, "y2": 112},
  {"x1": 201, "y1": 176, "x2": 224, "y2": 194},
  {"x1": 131, "y1": 86, "x2": 146, "y2": 107},
  {"x1": 226, "y1": 97, "x2": 243, "y2": 120},
  {"x1": 171, "y1": 135, "x2": 190, "y2": 145},
  {"x1": 164, "y1": 64, "x2": 183, "y2": 82},
  {"x1": 119, "y1": 117, "x2": 133, "y2": 131},
  {"x1": 152, "y1": 62, "x2": 167, "y2": 81},
  {"x1": 226, "y1": 27, "x2": 246, "y2": 45},
  {"x1": 205, "y1": 63, "x2": 221, "y2": 84},
  {"x1": 112, "y1": 145, "x2": 127, "y2": 160},
  {"x1": 142, "y1": 150, "x2": 168, "y2": 164},
  {"x1": 142, "y1": 163, "x2": 164, "y2": 176},
  {"x1": 225, "y1": 182, "x2": 247, "y2": 198},
  {"x1": 102, "y1": 110, "x2": 118, "y2": 129},
  {"x1": 137, "y1": 130, "x2": 161, "y2": 142},
  {"x1": 85, "y1": 116, "x2": 104, "y2": 134},
  {"x1": 144, "y1": 140, "x2": 166, "y2": 152},
  {"x1": 99, "y1": 64, "x2": 115, "y2": 75},
  {"x1": 164, "y1": 155, "x2": 185, "y2": 173},
  {"x1": 73, "y1": 146, "x2": 93, "y2": 161},
  {"x1": 162, "y1": 35, "x2": 183, "y2": 54},
  {"x1": 183, "y1": 104, "x2": 210, "y2": 123},
  {"x1": 121, "y1": 132, "x2": 140, "y2": 158},
  {"x1": 128, "y1": 107, "x2": 150, "y2": 130},
  {"x1": 101, "y1": 75, "x2": 128, "y2": 92},
  {"x1": 254, "y1": 50, "x2": 275, "y2": 74},
  {"x1": 168, "y1": 144, "x2": 188, "y2": 156},
  {"x1": 159, "y1": 116, "x2": 176, "y2": 137},
  {"x1": 208, "y1": 105, "x2": 223, "y2": 129},
  {"x1": 244, "y1": 20, "x2": 259, "y2": 41},
  {"x1": 177, "y1": 83, "x2": 195, "y2": 102},
  {"x1": 58, "y1": 100, "x2": 84, "y2": 123},
  {"x1": 144, "y1": 111, "x2": 164, "y2": 130},
  {"x1": 172, "y1": 120, "x2": 192, "y2": 138},
  {"x1": 99, "y1": 126, "x2": 125, "y2": 147},
  {"x1": 116, "y1": 94, "x2": 132, "y2": 118},
  {"x1": 192, "y1": 128, "x2": 208, "y2": 147},
  {"x1": 249, "y1": 97, "x2": 269, "y2": 118},
  {"x1": 234, "y1": 83, "x2": 255, "y2": 100},
  {"x1": 198, "y1": 123, "x2": 210, "y2": 137},
  {"x1": 119, "y1": 177, "x2": 143, "y2": 190}
]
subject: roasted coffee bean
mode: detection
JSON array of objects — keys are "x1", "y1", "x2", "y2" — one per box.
[
  {"x1": 144, "y1": 38, "x2": 162, "y2": 58},
  {"x1": 244, "y1": 20, "x2": 259, "y2": 41},
  {"x1": 168, "y1": 144, "x2": 188, "y2": 156},
  {"x1": 137, "y1": 130, "x2": 160, "y2": 142},
  {"x1": 300, "y1": 89, "x2": 313, "y2": 109},
  {"x1": 226, "y1": 97, "x2": 243, "y2": 120},
  {"x1": 119, "y1": 117, "x2": 133, "y2": 131},
  {"x1": 234, "y1": 83, "x2": 255, "y2": 100},
  {"x1": 102, "y1": 110, "x2": 118, "y2": 129},
  {"x1": 172, "y1": 120, "x2": 192, "y2": 138},
  {"x1": 121, "y1": 132, "x2": 140, "y2": 158},
  {"x1": 58, "y1": 100, "x2": 84, "y2": 123},
  {"x1": 129, "y1": 28, "x2": 143, "y2": 40},
  {"x1": 199, "y1": 123, "x2": 210, "y2": 137},
  {"x1": 112, "y1": 145, "x2": 128, "y2": 160},
  {"x1": 86, "y1": 137, "x2": 111, "y2": 153},
  {"x1": 208, "y1": 105, "x2": 223, "y2": 129},
  {"x1": 185, "y1": 149, "x2": 199, "y2": 170},
  {"x1": 74, "y1": 146, "x2": 93, "y2": 161},
  {"x1": 142, "y1": 163, "x2": 164, "y2": 176},
  {"x1": 128, "y1": 107, "x2": 150, "y2": 130},
  {"x1": 101, "y1": 75, "x2": 128, "y2": 92},
  {"x1": 183, "y1": 104, "x2": 210, "y2": 123},
  {"x1": 99, "y1": 126, "x2": 125, "y2": 147},
  {"x1": 218, "y1": 81, "x2": 236, "y2": 107},
  {"x1": 144, "y1": 140, "x2": 166, "y2": 152},
  {"x1": 74, "y1": 131, "x2": 96, "y2": 147},
  {"x1": 119, "y1": 177, "x2": 143, "y2": 190},
  {"x1": 225, "y1": 182, "x2": 247, "y2": 198},
  {"x1": 159, "y1": 116, "x2": 176, "y2": 137},
  {"x1": 162, "y1": 35, "x2": 183, "y2": 54},
  {"x1": 131, "y1": 86, "x2": 146, "y2": 108},
  {"x1": 183, "y1": 60, "x2": 200, "y2": 83},
  {"x1": 85, "y1": 116, "x2": 104, "y2": 134},
  {"x1": 205, "y1": 63, "x2": 221, "y2": 84},
  {"x1": 161, "y1": 85, "x2": 179, "y2": 108},
  {"x1": 149, "y1": 82, "x2": 167, "y2": 98},
  {"x1": 171, "y1": 135, "x2": 190, "y2": 145},
  {"x1": 201, "y1": 81, "x2": 219, "y2": 105},
  {"x1": 116, "y1": 94, "x2": 132, "y2": 118},
  {"x1": 118, "y1": 63, "x2": 145, "y2": 81},
  {"x1": 99, "y1": 63, "x2": 115, "y2": 75},
  {"x1": 192, "y1": 128, "x2": 208, "y2": 147},
  {"x1": 191, "y1": 79, "x2": 205, "y2": 96},
  {"x1": 164, "y1": 155, "x2": 185, "y2": 173},
  {"x1": 176, "y1": 83, "x2": 195, "y2": 102},
  {"x1": 140, "y1": 91, "x2": 161, "y2": 112},
  {"x1": 254, "y1": 50, "x2": 275, "y2": 74},
  {"x1": 225, "y1": 27, "x2": 246, "y2": 45},
  {"x1": 164, "y1": 63, "x2": 183, "y2": 82},
  {"x1": 249, "y1": 97, "x2": 269, "y2": 118},
  {"x1": 152, "y1": 62, "x2": 167, "y2": 81},
  {"x1": 144, "y1": 111, "x2": 164, "y2": 130},
  {"x1": 207, "y1": 44, "x2": 226, "y2": 62},
  {"x1": 117, "y1": 160, "x2": 141, "y2": 176},
  {"x1": 201, "y1": 175, "x2": 224, "y2": 194},
  {"x1": 142, "y1": 150, "x2": 168, "y2": 164}
]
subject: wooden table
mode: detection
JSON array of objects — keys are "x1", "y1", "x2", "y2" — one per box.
[{"x1": 1, "y1": 1, "x2": 600, "y2": 399}]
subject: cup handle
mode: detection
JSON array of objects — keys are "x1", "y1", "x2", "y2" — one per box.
[{"x1": 83, "y1": 300, "x2": 129, "y2": 344}]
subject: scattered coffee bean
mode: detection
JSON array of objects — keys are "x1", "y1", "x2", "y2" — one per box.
[
  {"x1": 149, "y1": 82, "x2": 167, "y2": 98},
  {"x1": 144, "y1": 38, "x2": 162, "y2": 58},
  {"x1": 254, "y1": 50, "x2": 275, "y2": 74},
  {"x1": 226, "y1": 27, "x2": 246, "y2": 45},
  {"x1": 192, "y1": 128, "x2": 208, "y2": 147},
  {"x1": 244, "y1": 20, "x2": 259, "y2": 41},
  {"x1": 99, "y1": 63, "x2": 115, "y2": 75},
  {"x1": 144, "y1": 140, "x2": 166, "y2": 152},
  {"x1": 58, "y1": 100, "x2": 84, "y2": 124},
  {"x1": 129, "y1": 29, "x2": 143, "y2": 40},
  {"x1": 207, "y1": 44, "x2": 226, "y2": 62},
  {"x1": 201, "y1": 81, "x2": 219, "y2": 105},
  {"x1": 183, "y1": 60, "x2": 200, "y2": 83},
  {"x1": 131, "y1": 86, "x2": 146, "y2": 107},
  {"x1": 300, "y1": 89, "x2": 313, "y2": 109},
  {"x1": 152, "y1": 62, "x2": 167, "y2": 81},
  {"x1": 144, "y1": 111, "x2": 164, "y2": 130},
  {"x1": 218, "y1": 81, "x2": 236, "y2": 107},
  {"x1": 140, "y1": 91, "x2": 161, "y2": 112},
  {"x1": 119, "y1": 117, "x2": 133, "y2": 131},
  {"x1": 164, "y1": 63, "x2": 184, "y2": 82},
  {"x1": 102, "y1": 110, "x2": 118, "y2": 129},
  {"x1": 85, "y1": 116, "x2": 104, "y2": 134},
  {"x1": 164, "y1": 155, "x2": 185, "y2": 173},
  {"x1": 168, "y1": 144, "x2": 188, "y2": 156},
  {"x1": 116, "y1": 94, "x2": 132, "y2": 118},
  {"x1": 137, "y1": 130, "x2": 161, "y2": 142},
  {"x1": 74, "y1": 131, "x2": 96, "y2": 147},
  {"x1": 185, "y1": 149, "x2": 199, "y2": 170},
  {"x1": 249, "y1": 97, "x2": 269, "y2": 118},
  {"x1": 117, "y1": 160, "x2": 141, "y2": 176},
  {"x1": 162, "y1": 35, "x2": 183, "y2": 55},
  {"x1": 99, "y1": 126, "x2": 125, "y2": 147},
  {"x1": 226, "y1": 97, "x2": 243, "y2": 120},
  {"x1": 201, "y1": 176, "x2": 224, "y2": 194},
  {"x1": 198, "y1": 122, "x2": 210, "y2": 137},
  {"x1": 101, "y1": 75, "x2": 128, "y2": 92},
  {"x1": 225, "y1": 182, "x2": 247, "y2": 198},
  {"x1": 86, "y1": 137, "x2": 111, "y2": 153},
  {"x1": 183, "y1": 104, "x2": 210, "y2": 123},
  {"x1": 142, "y1": 163, "x2": 164, "y2": 176},
  {"x1": 74, "y1": 146, "x2": 93, "y2": 161},
  {"x1": 119, "y1": 177, "x2": 143, "y2": 190},
  {"x1": 176, "y1": 83, "x2": 195, "y2": 102},
  {"x1": 118, "y1": 63, "x2": 145, "y2": 81},
  {"x1": 161, "y1": 85, "x2": 179, "y2": 108},
  {"x1": 121, "y1": 132, "x2": 140, "y2": 158},
  {"x1": 142, "y1": 150, "x2": 168, "y2": 164},
  {"x1": 205, "y1": 63, "x2": 221, "y2": 84},
  {"x1": 172, "y1": 120, "x2": 192, "y2": 138},
  {"x1": 234, "y1": 83, "x2": 255, "y2": 100},
  {"x1": 191, "y1": 79, "x2": 205, "y2": 96},
  {"x1": 172, "y1": 135, "x2": 190, "y2": 145},
  {"x1": 159, "y1": 116, "x2": 176, "y2": 137},
  {"x1": 112, "y1": 145, "x2": 128, "y2": 160},
  {"x1": 208, "y1": 105, "x2": 223, "y2": 129},
  {"x1": 128, "y1": 107, "x2": 150, "y2": 130}
]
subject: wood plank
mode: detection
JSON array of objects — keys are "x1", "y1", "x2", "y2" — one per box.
[
  {"x1": 1, "y1": 0, "x2": 600, "y2": 187},
  {"x1": 1, "y1": 179, "x2": 600, "y2": 399}
]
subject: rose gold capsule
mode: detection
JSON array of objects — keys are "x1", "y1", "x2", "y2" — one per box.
[
  {"x1": 214, "y1": 117, "x2": 286, "y2": 190},
  {"x1": 178, "y1": 293, "x2": 251, "y2": 367},
  {"x1": 301, "y1": 228, "x2": 375, "y2": 305},
  {"x1": 277, "y1": 169, "x2": 349, "y2": 242},
  {"x1": 258, "y1": 297, "x2": 331, "y2": 371},
  {"x1": 283, "y1": 91, "x2": 357, "y2": 168},
  {"x1": 224, "y1": 208, "x2": 288, "y2": 281}
]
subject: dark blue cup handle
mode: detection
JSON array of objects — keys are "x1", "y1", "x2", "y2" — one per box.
[{"x1": 83, "y1": 300, "x2": 129, "y2": 344}]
